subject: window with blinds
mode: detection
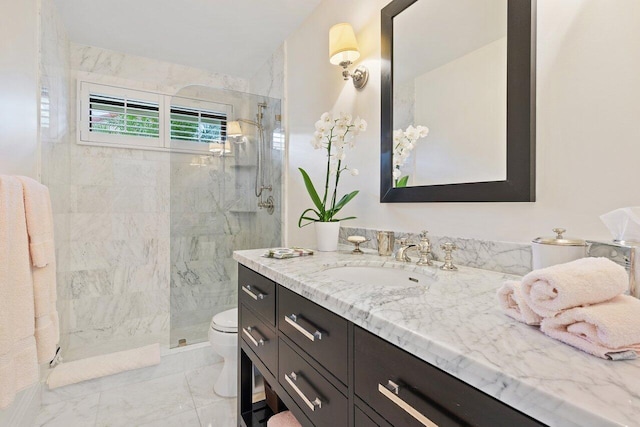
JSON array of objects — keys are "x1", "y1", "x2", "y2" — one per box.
[
  {"x1": 170, "y1": 106, "x2": 226, "y2": 144},
  {"x1": 89, "y1": 94, "x2": 160, "y2": 138},
  {"x1": 78, "y1": 80, "x2": 233, "y2": 153}
]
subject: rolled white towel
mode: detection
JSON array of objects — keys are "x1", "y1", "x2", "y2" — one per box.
[
  {"x1": 541, "y1": 295, "x2": 640, "y2": 360},
  {"x1": 521, "y1": 257, "x2": 628, "y2": 317},
  {"x1": 497, "y1": 281, "x2": 543, "y2": 326},
  {"x1": 267, "y1": 411, "x2": 301, "y2": 427}
]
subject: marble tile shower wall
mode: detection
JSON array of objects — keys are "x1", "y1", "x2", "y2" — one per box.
[
  {"x1": 40, "y1": 39, "x2": 287, "y2": 357},
  {"x1": 169, "y1": 153, "x2": 239, "y2": 338},
  {"x1": 169, "y1": 94, "x2": 284, "y2": 345},
  {"x1": 60, "y1": 146, "x2": 171, "y2": 354}
]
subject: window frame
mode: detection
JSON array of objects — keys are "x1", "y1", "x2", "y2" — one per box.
[
  {"x1": 79, "y1": 81, "x2": 165, "y2": 149},
  {"x1": 166, "y1": 96, "x2": 233, "y2": 154},
  {"x1": 77, "y1": 79, "x2": 234, "y2": 155}
]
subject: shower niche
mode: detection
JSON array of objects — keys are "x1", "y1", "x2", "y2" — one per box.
[{"x1": 169, "y1": 85, "x2": 283, "y2": 348}]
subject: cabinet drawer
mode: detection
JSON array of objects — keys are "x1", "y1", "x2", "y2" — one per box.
[
  {"x1": 239, "y1": 264, "x2": 275, "y2": 326},
  {"x1": 354, "y1": 327, "x2": 544, "y2": 427},
  {"x1": 355, "y1": 405, "x2": 392, "y2": 427},
  {"x1": 279, "y1": 338, "x2": 348, "y2": 427},
  {"x1": 278, "y1": 286, "x2": 348, "y2": 384},
  {"x1": 240, "y1": 304, "x2": 277, "y2": 376}
]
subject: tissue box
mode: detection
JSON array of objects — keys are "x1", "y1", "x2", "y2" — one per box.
[{"x1": 588, "y1": 241, "x2": 638, "y2": 298}]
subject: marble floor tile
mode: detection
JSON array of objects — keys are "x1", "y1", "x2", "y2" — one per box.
[
  {"x1": 185, "y1": 363, "x2": 225, "y2": 408},
  {"x1": 34, "y1": 392, "x2": 100, "y2": 427},
  {"x1": 196, "y1": 399, "x2": 237, "y2": 427},
  {"x1": 137, "y1": 408, "x2": 201, "y2": 427},
  {"x1": 95, "y1": 373, "x2": 194, "y2": 427}
]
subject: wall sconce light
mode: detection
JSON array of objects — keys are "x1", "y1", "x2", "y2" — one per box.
[
  {"x1": 226, "y1": 121, "x2": 242, "y2": 138},
  {"x1": 329, "y1": 23, "x2": 368, "y2": 89}
]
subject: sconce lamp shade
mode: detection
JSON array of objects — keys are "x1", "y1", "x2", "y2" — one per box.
[
  {"x1": 226, "y1": 121, "x2": 242, "y2": 137},
  {"x1": 329, "y1": 23, "x2": 360, "y2": 65}
]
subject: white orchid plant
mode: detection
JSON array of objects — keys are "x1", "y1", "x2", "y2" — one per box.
[
  {"x1": 298, "y1": 112, "x2": 367, "y2": 227},
  {"x1": 393, "y1": 125, "x2": 429, "y2": 187}
]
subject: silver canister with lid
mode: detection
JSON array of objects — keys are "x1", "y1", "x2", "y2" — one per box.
[{"x1": 531, "y1": 228, "x2": 587, "y2": 270}]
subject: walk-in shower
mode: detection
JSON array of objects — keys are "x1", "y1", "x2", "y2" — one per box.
[
  {"x1": 169, "y1": 85, "x2": 283, "y2": 348},
  {"x1": 40, "y1": 80, "x2": 282, "y2": 363}
]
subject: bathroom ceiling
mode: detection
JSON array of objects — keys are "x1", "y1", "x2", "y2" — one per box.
[{"x1": 53, "y1": 0, "x2": 320, "y2": 78}]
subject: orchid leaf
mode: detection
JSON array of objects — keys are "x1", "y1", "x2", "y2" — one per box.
[
  {"x1": 299, "y1": 168, "x2": 324, "y2": 215},
  {"x1": 334, "y1": 216, "x2": 357, "y2": 222},
  {"x1": 396, "y1": 176, "x2": 409, "y2": 188},
  {"x1": 330, "y1": 190, "x2": 359, "y2": 216},
  {"x1": 298, "y1": 208, "x2": 320, "y2": 228}
]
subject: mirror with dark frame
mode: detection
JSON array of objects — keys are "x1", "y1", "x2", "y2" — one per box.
[{"x1": 380, "y1": 0, "x2": 536, "y2": 202}]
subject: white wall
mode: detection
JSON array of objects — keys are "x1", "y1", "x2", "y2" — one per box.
[
  {"x1": 285, "y1": 0, "x2": 640, "y2": 246},
  {"x1": 0, "y1": 0, "x2": 40, "y2": 178}
]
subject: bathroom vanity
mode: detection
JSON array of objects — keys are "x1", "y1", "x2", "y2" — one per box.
[{"x1": 235, "y1": 249, "x2": 640, "y2": 427}]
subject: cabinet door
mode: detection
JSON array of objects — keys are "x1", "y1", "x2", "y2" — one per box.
[
  {"x1": 279, "y1": 338, "x2": 348, "y2": 427},
  {"x1": 240, "y1": 304, "x2": 277, "y2": 376},
  {"x1": 354, "y1": 327, "x2": 544, "y2": 427},
  {"x1": 239, "y1": 264, "x2": 276, "y2": 326},
  {"x1": 278, "y1": 286, "x2": 348, "y2": 384}
]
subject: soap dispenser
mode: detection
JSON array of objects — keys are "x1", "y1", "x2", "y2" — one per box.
[{"x1": 531, "y1": 228, "x2": 587, "y2": 269}]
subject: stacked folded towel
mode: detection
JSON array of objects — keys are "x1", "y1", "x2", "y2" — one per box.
[
  {"x1": 497, "y1": 257, "x2": 640, "y2": 360},
  {"x1": 497, "y1": 280, "x2": 543, "y2": 325}
]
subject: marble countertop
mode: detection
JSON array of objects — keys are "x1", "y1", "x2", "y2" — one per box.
[{"x1": 234, "y1": 248, "x2": 640, "y2": 427}]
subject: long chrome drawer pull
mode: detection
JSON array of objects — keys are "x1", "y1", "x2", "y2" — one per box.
[
  {"x1": 242, "y1": 326, "x2": 265, "y2": 347},
  {"x1": 285, "y1": 372, "x2": 322, "y2": 411},
  {"x1": 378, "y1": 380, "x2": 438, "y2": 427},
  {"x1": 284, "y1": 314, "x2": 322, "y2": 341},
  {"x1": 242, "y1": 285, "x2": 266, "y2": 301}
]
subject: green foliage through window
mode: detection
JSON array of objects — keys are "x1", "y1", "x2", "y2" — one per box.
[
  {"x1": 170, "y1": 107, "x2": 227, "y2": 144},
  {"x1": 89, "y1": 94, "x2": 159, "y2": 138}
]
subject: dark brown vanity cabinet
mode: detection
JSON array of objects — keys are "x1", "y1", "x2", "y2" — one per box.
[
  {"x1": 354, "y1": 328, "x2": 544, "y2": 427},
  {"x1": 239, "y1": 265, "x2": 276, "y2": 326},
  {"x1": 278, "y1": 286, "x2": 349, "y2": 385},
  {"x1": 238, "y1": 264, "x2": 546, "y2": 427}
]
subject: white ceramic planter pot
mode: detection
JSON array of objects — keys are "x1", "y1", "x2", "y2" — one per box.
[{"x1": 315, "y1": 221, "x2": 340, "y2": 252}]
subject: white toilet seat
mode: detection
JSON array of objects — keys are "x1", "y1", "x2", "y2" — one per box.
[{"x1": 211, "y1": 308, "x2": 238, "y2": 333}]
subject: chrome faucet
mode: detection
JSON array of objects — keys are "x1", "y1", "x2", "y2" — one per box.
[{"x1": 395, "y1": 238, "x2": 417, "y2": 262}]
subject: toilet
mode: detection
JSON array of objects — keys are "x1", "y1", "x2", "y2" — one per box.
[{"x1": 208, "y1": 307, "x2": 238, "y2": 397}]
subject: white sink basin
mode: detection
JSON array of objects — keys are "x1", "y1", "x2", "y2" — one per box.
[{"x1": 319, "y1": 265, "x2": 432, "y2": 287}]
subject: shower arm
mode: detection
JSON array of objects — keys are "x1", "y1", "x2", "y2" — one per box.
[{"x1": 235, "y1": 118, "x2": 263, "y2": 131}]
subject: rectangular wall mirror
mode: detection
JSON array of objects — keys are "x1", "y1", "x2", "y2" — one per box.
[{"x1": 380, "y1": 0, "x2": 536, "y2": 202}]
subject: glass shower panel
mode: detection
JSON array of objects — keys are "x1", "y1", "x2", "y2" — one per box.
[{"x1": 169, "y1": 85, "x2": 283, "y2": 348}]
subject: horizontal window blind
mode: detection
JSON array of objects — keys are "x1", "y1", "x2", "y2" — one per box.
[
  {"x1": 89, "y1": 93, "x2": 160, "y2": 138},
  {"x1": 170, "y1": 106, "x2": 227, "y2": 144}
]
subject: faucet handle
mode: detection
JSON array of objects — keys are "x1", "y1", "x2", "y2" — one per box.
[
  {"x1": 440, "y1": 242, "x2": 458, "y2": 271},
  {"x1": 441, "y1": 242, "x2": 457, "y2": 252}
]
